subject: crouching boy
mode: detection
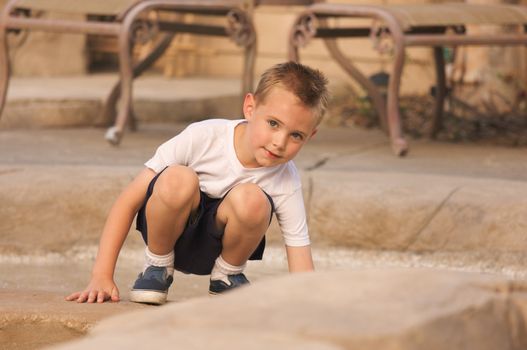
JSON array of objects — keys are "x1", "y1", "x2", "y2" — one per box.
[{"x1": 66, "y1": 61, "x2": 329, "y2": 304}]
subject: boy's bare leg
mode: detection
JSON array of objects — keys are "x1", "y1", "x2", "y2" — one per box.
[
  {"x1": 130, "y1": 165, "x2": 200, "y2": 304},
  {"x1": 145, "y1": 165, "x2": 201, "y2": 255},
  {"x1": 210, "y1": 183, "x2": 271, "y2": 294},
  {"x1": 215, "y1": 183, "x2": 272, "y2": 266}
]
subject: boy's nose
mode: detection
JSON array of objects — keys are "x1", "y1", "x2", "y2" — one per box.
[{"x1": 272, "y1": 133, "x2": 287, "y2": 150}]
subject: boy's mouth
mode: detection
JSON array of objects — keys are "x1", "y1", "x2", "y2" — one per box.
[{"x1": 264, "y1": 148, "x2": 282, "y2": 159}]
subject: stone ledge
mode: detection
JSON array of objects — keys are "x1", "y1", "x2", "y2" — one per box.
[
  {"x1": 306, "y1": 170, "x2": 527, "y2": 254},
  {"x1": 2, "y1": 165, "x2": 526, "y2": 257},
  {"x1": 49, "y1": 268, "x2": 527, "y2": 350}
]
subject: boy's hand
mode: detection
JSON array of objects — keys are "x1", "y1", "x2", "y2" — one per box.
[{"x1": 65, "y1": 277, "x2": 120, "y2": 303}]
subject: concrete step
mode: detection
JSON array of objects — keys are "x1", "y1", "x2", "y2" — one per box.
[{"x1": 0, "y1": 75, "x2": 242, "y2": 129}]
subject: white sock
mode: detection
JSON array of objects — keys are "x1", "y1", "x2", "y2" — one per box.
[
  {"x1": 144, "y1": 247, "x2": 174, "y2": 276},
  {"x1": 210, "y1": 255, "x2": 246, "y2": 285}
]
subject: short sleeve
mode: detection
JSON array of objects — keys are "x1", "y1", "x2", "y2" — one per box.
[
  {"x1": 144, "y1": 126, "x2": 193, "y2": 173},
  {"x1": 274, "y1": 188, "x2": 310, "y2": 247}
]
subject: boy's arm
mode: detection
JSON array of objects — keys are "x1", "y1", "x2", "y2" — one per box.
[
  {"x1": 66, "y1": 167, "x2": 156, "y2": 303},
  {"x1": 285, "y1": 245, "x2": 315, "y2": 272}
]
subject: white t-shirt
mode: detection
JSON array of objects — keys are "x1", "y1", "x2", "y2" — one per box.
[{"x1": 144, "y1": 119, "x2": 310, "y2": 247}]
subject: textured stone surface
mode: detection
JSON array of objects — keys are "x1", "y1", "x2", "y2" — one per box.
[
  {"x1": 49, "y1": 269, "x2": 527, "y2": 350},
  {"x1": 0, "y1": 290, "x2": 147, "y2": 350},
  {"x1": 0, "y1": 165, "x2": 142, "y2": 254},
  {"x1": 306, "y1": 170, "x2": 527, "y2": 253},
  {"x1": 3, "y1": 163, "x2": 527, "y2": 257}
]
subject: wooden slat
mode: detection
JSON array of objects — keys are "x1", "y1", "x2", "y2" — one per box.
[
  {"x1": 14, "y1": 0, "x2": 140, "y2": 16},
  {"x1": 384, "y1": 3, "x2": 527, "y2": 29}
]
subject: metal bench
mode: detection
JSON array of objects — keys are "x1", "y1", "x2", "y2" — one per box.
[
  {"x1": 289, "y1": 2, "x2": 527, "y2": 156},
  {"x1": 0, "y1": 0, "x2": 318, "y2": 144},
  {"x1": 0, "y1": 0, "x2": 257, "y2": 144}
]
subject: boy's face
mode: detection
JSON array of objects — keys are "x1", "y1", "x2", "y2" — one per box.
[{"x1": 241, "y1": 86, "x2": 318, "y2": 168}]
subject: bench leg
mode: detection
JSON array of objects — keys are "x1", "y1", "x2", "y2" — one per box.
[
  {"x1": 386, "y1": 37, "x2": 408, "y2": 156},
  {"x1": 104, "y1": 18, "x2": 135, "y2": 145},
  {"x1": 0, "y1": 2, "x2": 16, "y2": 123},
  {"x1": 225, "y1": 7, "x2": 256, "y2": 109},
  {"x1": 102, "y1": 33, "x2": 175, "y2": 128},
  {"x1": 238, "y1": 38, "x2": 256, "y2": 114},
  {"x1": 287, "y1": 18, "x2": 388, "y2": 132},
  {"x1": 430, "y1": 46, "x2": 446, "y2": 138},
  {"x1": 323, "y1": 38, "x2": 388, "y2": 133},
  {"x1": 0, "y1": 23, "x2": 9, "y2": 123},
  {"x1": 287, "y1": 36, "x2": 299, "y2": 62},
  {"x1": 241, "y1": 38, "x2": 256, "y2": 96}
]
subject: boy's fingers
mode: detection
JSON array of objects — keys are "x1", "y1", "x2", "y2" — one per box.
[
  {"x1": 111, "y1": 287, "x2": 120, "y2": 302},
  {"x1": 76, "y1": 291, "x2": 89, "y2": 303},
  {"x1": 67, "y1": 287, "x2": 120, "y2": 304},
  {"x1": 65, "y1": 292, "x2": 80, "y2": 301},
  {"x1": 97, "y1": 291, "x2": 107, "y2": 303},
  {"x1": 87, "y1": 290, "x2": 98, "y2": 303}
]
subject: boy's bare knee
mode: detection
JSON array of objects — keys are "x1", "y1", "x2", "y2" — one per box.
[
  {"x1": 228, "y1": 184, "x2": 271, "y2": 226},
  {"x1": 154, "y1": 166, "x2": 199, "y2": 208}
]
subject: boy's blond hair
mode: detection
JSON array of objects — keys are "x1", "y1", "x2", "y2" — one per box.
[{"x1": 253, "y1": 61, "x2": 329, "y2": 124}]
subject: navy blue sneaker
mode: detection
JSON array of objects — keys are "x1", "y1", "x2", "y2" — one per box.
[
  {"x1": 130, "y1": 266, "x2": 173, "y2": 305},
  {"x1": 209, "y1": 273, "x2": 250, "y2": 295}
]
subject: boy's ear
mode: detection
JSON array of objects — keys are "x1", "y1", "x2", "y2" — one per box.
[
  {"x1": 243, "y1": 93, "x2": 255, "y2": 120},
  {"x1": 309, "y1": 128, "x2": 318, "y2": 140}
]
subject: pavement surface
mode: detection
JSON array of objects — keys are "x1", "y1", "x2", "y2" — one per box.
[{"x1": 1, "y1": 75, "x2": 526, "y2": 349}]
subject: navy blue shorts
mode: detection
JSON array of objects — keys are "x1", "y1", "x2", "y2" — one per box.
[{"x1": 135, "y1": 169, "x2": 274, "y2": 275}]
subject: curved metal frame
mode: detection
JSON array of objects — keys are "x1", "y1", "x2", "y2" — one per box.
[
  {"x1": 105, "y1": 1, "x2": 256, "y2": 144},
  {"x1": 289, "y1": 5, "x2": 408, "y2": 156},
  {"x1": 288, "y1": 13, "x2": 388, "y2": 133},
  {"x1": 227, "y1": 7, "x2": 257, "y2": 95},
  {"x1": 289, "y1": 3, "x2": 527, "y2": 156},
  {"x1": 101, "y1": 32, "x2": 175, "y2": 130},
  {"x1": 0, "y1": 0, "x2": 257, "y2": 145},
  {"x1": 0, "y1": 0, "x2": 25, "y2": 122}
]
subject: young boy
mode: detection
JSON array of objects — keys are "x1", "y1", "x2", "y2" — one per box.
[{"x1": 66, "y1": 61, "x2": 329, "y2": 304}]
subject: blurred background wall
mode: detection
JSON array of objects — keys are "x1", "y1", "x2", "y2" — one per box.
[{"x1": 2, "y1": 0, "x2": 526, "y2": 107}]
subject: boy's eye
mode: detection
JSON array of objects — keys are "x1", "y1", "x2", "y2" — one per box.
[
  {"x1": 268, "y1": 120, "x2": 278, "y2": 127},
  {"x1": 291, "y1": 133, "x2": 304, "y2": 141}
]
